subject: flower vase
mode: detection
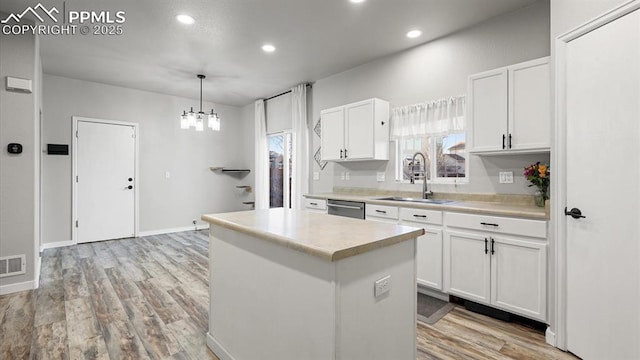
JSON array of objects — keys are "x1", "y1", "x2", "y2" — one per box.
[{"x1": 534, "y1": 191, "x2": 546, "y2": 207}]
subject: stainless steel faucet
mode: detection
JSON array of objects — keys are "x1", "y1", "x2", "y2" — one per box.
[{"x1": 410, "y1": 152, "x2": 433, "y2": 199}]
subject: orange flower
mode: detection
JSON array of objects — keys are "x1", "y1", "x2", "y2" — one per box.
[{"x1": 538, "y1": 165, "x2": 547, "y2": 177}]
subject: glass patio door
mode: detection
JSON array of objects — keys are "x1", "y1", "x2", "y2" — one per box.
[{"x1": 268, "y1": 132, "x2": 292, "y2": 208}]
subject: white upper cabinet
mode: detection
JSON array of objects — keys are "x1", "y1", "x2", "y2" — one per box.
[
  {"x1": 320, "y1": 107, "x2": 345, "y2": 161},
  {"x1": 321, "y1": 98, "x2": 390, "y2": 161},
  {"x1": 469, "y1": 57, "x2": 550, "y2": 154}
]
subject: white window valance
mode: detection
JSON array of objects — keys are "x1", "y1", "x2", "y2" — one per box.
[{"x1": 391, "y1": 96, "x2": 466, "y2": 138}]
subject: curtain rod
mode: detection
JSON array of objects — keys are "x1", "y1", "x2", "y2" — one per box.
[{"x1": 265, "y1": 83, "x2": 312, "y2": 101}]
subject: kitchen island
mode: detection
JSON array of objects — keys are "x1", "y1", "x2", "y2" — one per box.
[{"x1": 202, "y1": 208, "x2": 424, "y2": 360}]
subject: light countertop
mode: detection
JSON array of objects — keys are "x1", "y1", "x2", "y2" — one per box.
[
  {"x1": 305, "y1": 193, "x2": 548, "y2": 220},
  {"x1": 202, "y1": 208, "x2": 424, "y2": 261}
]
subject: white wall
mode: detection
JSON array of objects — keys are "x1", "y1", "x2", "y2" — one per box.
[
  {"x1": 310, "y1": 0, "x2": 551, "y2": 195},
  {"x1": 0, "y1": 21, "x2": 40, "y2": 290},
  {"x1": 551, "y1": 0, "x2": 631, "y2": 38},
  {"x1": 41, "y1": 75, "x2": 251, "y2": 244}
]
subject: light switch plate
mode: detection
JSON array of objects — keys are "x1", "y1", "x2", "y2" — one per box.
[
  {"x1": 499, "y1": 171, "x2": 514, "y2": 184},
  {"x1": 313, "y1": 172, "x2": 320, "y2": 181},
  {"x1": 376, "y1": 172, "x2": 385, "y2": 182},
  {"x1": 340, "y1": 172, "x2": 345, "y2": 180},
  {"x1": 345, "y1": 172, "x2": 350, "y2": 180},
  {"x1": 165, "y1": 171, "x2": 171, "y2": 179}
]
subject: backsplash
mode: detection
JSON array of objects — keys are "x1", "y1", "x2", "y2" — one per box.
[{"x1": 323, "y1": 147, "x2": 551, "y2": 198}]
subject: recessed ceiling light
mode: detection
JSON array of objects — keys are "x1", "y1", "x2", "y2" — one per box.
[
  {"x1": 176, "y1": 14, "x2": 195, "y2": 25},
  {"x1": 406, "y1": 29, "x2": 422, "y2": 39},
  {"x1": 350, "y1": 0, "x2": 366, "y2": 3},
  {"x1": 262, "y1": 44, "x2": 276, "y2": 53}
]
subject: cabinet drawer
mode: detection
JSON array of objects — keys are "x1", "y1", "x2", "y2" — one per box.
[
  {"x1": 304, "y1": 198, "x2": 327, "y2": 211},
  {"x1": 399, "y1": 208, "x2": 442, "y2": 225},
  {"x1": 366, "y1": 204, "x2": 398, "y2": 220},
  {"x1": 445, "y1": 212, "x2": 546, "y2": 239}
]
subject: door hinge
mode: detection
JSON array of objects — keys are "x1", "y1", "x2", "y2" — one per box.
[
  {"x1": 76, "y1": 175, "x2": 78, "y2": 182},
  {"x1": 75, "y1": 130, "x2": 78, "y2": 138},
  {"x1": 75, "y1": 220, "x2": 78, "y2": 228}
]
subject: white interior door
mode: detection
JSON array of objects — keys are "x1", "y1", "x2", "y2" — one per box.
[
  {"x1": 76, "y1": 120, "x2": 136, "y2": 243},
  {"x1": 565, "y1": 8, "x2": 639, "y2": 359}
]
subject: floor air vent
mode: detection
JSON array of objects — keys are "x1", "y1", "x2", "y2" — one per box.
[{"x1": 0, "y1": 255, "x2": 26, "y2": 278}]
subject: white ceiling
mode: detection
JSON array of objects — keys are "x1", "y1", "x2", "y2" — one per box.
[{"x1": 0, "y1": 0, "x2": 540, "y2": 106}]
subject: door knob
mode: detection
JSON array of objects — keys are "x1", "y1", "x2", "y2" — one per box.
[
  {"x1": 127, "y1": 185, "x2": 133, "y2": 190},
  {"x1": 128, "y1": 178, "x2": 133, "y2": 182},
  {"x1": 564, "y1": 207, "x2": 586, "y2": 219}
]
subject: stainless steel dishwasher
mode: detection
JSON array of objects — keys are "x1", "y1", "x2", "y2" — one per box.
[{"x1": 327, "y1": 199, "x2": 365, "y2": 219}]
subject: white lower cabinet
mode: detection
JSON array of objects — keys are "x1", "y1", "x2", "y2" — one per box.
[
  {"x1": 444, "y1": 212, "x2": 547, "y2": 322},
  {"x1": 399, "y1": 208, "x2": 443, "y2": 291},
  {"x1": 444, "y1": 230, "x2": 491, "y2": 303},
  {"x1": 304, "y1": 198, "x2": 327, "y2": 213},
  {"x1": 365, "y1": 204, "x2": 398, "y2": 224}
]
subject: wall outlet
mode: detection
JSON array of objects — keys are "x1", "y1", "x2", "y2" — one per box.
[
  {"x1": 313, "y1": 172, "x2": 320, "y2": 181},
  {"x1": 374, "y1": 275, "x2": 391, "y2": 297},
  {"x1": 377, "y1": 172, "x2": 385, "y2": 182},
  {"x1": 345, "y1": 172, "x2": 350, "y2": 180},
  {"x1": 499, "y1": 171, "x2": 514, "y2": 184},
  {"x1": 165, "y1": 171, "x2": 171, "y2": 179},
  {"x1": 192, "y1": 219, "x2": 197, "y2": 225}
]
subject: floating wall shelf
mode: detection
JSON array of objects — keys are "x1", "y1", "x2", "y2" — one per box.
[{"x1": 210, "y1": 167, "x2": 251, "y2": 173}]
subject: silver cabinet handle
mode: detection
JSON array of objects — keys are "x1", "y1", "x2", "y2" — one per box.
[{"x1": 327, "y1": 203, "x2": 363, "y2": 210}]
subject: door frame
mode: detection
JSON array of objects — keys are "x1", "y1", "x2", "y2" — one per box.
[
  {"x1": 552, "y1": 0, "x2": 640, "y2": 350},
  {"x1": 71, "y1": 116, "x2": 140, "y2": 244}
]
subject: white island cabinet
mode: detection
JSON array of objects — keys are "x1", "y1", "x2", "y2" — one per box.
[{"x1": 202, "y1": 209, "x2": 423, "y2": 360}]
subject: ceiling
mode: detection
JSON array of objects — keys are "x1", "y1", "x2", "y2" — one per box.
[{"x1": 0, "y1": 0, "x2": 539, "y2": 106}]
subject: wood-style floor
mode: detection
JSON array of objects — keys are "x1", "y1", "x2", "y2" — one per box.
[{"x1": 0, "y1": 231, "x2": 577, "y2": 360}]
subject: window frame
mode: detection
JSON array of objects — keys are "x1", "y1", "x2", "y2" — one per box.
[{"x1": 394, "y1": 132, "x2": 469, "y2": 185}]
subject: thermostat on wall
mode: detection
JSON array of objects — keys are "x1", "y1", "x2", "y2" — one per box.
[
  {"x1": 7, "y1": 143, "x2": 23, "y2": 154},
  {"x1": 6, "y1": 77, "x2": 33, "y2": 93}
]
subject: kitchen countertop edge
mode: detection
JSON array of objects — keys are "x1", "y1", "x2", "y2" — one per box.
[
  {"x1": 202, "y1": 210, "x2": 425, "y2": 262},
  {"x1": 305, "y1": 193, "x2": 548, "y2": 220}
]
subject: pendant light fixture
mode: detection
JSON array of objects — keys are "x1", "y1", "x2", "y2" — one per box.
[{"x1": 180, "y1": 74, "x2": 220, "y2": 131}]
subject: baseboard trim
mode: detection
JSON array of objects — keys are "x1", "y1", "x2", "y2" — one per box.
[
  {"x1": 40, "y1": 240, "x2": 75, "y2": 251},
  {"x1": 417, "y1": 286, "x2": 449, "y2": 301},
  {"x1": 545, "y1": 327, "x2": 556, "y2": 347},
  {"x1": 0, "y1": 280, "x2": 36, "y2": 295},
  {"x1": 206, "y1": 332, "x2": 234, "y2": 360},
  {"x1": 138, "y1": 225, "x2": 209, "y2": 237}
]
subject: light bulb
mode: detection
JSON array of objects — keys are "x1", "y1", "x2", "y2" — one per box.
[
  {"x1": 195, "y1": 118, "x2": 204, "y2": 131},
  {"x1": 208, "y1": 112, "x2": 220, "y2": 131},
  {"x1": 187, "y1": 108, "x2": 196, "y2": 127},
  {"x1": 180, "y1": 113, "x2": 189, "y2": 129}
]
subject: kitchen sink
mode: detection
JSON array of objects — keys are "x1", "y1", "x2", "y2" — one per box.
[{"x1": 374, "y1": 197, "x2": 454, "y2": 204}]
